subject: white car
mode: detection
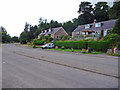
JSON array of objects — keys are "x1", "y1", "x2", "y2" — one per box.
[{"x1": 41, "y1": 43, "x2": 54, "y2": 49}]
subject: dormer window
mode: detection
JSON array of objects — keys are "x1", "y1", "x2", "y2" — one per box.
[
  {"x1": 49, "y1": 29, "x2": 51, "y2": 32},
  {"x1": 85, "y1": 24, "x2": 90, "y2": 29},
  {"x1": 95, "y1": 23, "x2": 101, "y2": 27},
  {"x1": 45, "y1": 30, "x2": 47, "y2": 33}
]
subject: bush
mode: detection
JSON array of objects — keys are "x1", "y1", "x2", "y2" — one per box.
[
  {"x1": 102, "y1": 33, "x2": 120, "y2": 47},
  {"x1": 33, "y1": 39, "x2": 44, "y2": 45},
  {"x1": 20, "y1": 39, "x2": 27, "y2": 44},
  {"x1": 117, "y1": 42, "x2": 120, "y2": 50},
  {"x1": 88, "y1": 41, "x2": 110, "y2": 52}
]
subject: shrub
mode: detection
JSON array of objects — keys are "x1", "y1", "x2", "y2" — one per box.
[
  {"x1": 102, "y1": 33, "x2": 120, "y2": 47},
  {"x1": 20, "y1": 39, "x2": 27, "y2": 44},
  {"x1": 117, "y1": 42, "x2": 120, "y2": 50},
  {"x1": 82, "y1": 49, "x2": 86, "y2": 53},
  {"x1": 33, "y1": 39, "x2": 44, "y2": 45}
]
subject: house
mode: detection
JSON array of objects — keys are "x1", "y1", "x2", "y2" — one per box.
[
  {"x1": 38, "y1": 27, "x2": 68, "y2": 39},
  {"x1": 72, "y1": 19, "x2": 116, "y2": 38}
]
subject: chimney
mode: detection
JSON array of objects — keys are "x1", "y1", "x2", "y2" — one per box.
[{"x1": 93, "y1": 19, "x2": 97, "y2": 27}]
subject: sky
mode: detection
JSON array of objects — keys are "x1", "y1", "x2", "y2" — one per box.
[{"x1": 0, "y1": 0, "x2": 114, "y2": 37}]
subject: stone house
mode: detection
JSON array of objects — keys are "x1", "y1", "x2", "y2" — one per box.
[
  {"x1": 38, "y1": 27, "x2": 68, "y2": 39},
  {"x1": 72, "y1": 19, "x2": 116, "y2": 38}
]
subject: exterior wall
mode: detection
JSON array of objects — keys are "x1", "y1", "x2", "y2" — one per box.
[
  {"x1": 38, "y1": 35, "x2": 40, "y2": 39},
  {"x1": 72, "y1": 32, "x2": 76, "y2": 38},
  {"x1": 51, "y1": 34, "x2": 54, "y2": 39},
  {"x1": 54, "y1": 28, "x2": 68, "y2": 39}
]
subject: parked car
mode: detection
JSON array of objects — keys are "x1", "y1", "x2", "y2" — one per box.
[{"x1": 41, "y1": 43, "x2": 54, "y2": 49}]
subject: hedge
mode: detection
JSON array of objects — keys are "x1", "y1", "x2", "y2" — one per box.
[
  {"x1": 52, "y1": 40, "x2": 110, "y2": 52},
  {"x1": 33, "y1": 39, "x2": 44, "y2": 45},
  {"x1": 52, "y1": 41, "x2": 87, "y2": 49},
  {"x1": 88, "y1": 41, "x2": 110, "y2": 52}
]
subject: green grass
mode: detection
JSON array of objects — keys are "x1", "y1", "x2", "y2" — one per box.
[
  {"x1": 47, "y1": 48, "x2": 80, "y2": 52},
  {"x1": 22, "y1": 44, "x2": 42, "y2": 48},
  {"x1": 82, "y1": 51, "x2": 102, "y2": 54},
  {"x1": 22, "y1": 44, "x2": 102, "y2": 54},
  {"x1": 47, "y1": 48, "x2": 102, "y2": 54}
]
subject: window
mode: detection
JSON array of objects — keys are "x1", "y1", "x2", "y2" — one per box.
[
  {"x1": 85, "y1": 24, "x2": 90, "y2": 29},
  {"x1": 82, "y1": 32, "x2": 85, "y2": 35},
  {"x1": 104, "y1": 30, "x2": 107, "y2": 36},
  {"x1": 95, "y1": 23, "x2": 101, "y2": 27},
  {"x1": 76, "y1": 32, "x2": 79, "y2": 35},
  {"x1": 86, "y1": 32, "x2": 88, "y2": 35}
]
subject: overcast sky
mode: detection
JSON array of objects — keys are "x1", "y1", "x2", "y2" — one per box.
[{"x1": 0, "y1": 0, "x2": 114, "y2": 37}]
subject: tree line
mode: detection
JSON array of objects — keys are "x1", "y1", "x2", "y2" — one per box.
[{"x1": 0, "y1": 26, "x2": 19, "y2": 43}]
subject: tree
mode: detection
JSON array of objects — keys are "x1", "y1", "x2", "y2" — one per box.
[
  {"x1": 19, "y1": 31, "x2": 27, "y2": 44},
  {"x1": 35, "y1": 29, "x2": 41, "y2": 38},
  {"x1": 109, "y1": 1, "x2": 120, "y2": 19},
  {"x1": 0, "y1": 26, "x2": 11, "y2": 43},
  {"x1": 102, "y1": 33, "x2": 120, "y2": 47},
  {"x1": 11, "y1": 36, "x2": 19, "y2": 42},
  {"x1": 78, "y1": 2, "x2": 94, "y2": 24},
  {"x1": 62, "y1": 21, "x2": 77, "y2": 36},
  {"x1": 111, "y1": 17, "x2": 120, "y2": 35},
  {"x1": 29, "y1": 25, "x2": 38, "y2": 39},
  {"x1": 24, "y1": 22, "x2": 30, "y2": 32},
  {"x1": 93, "y1": 2, "x2": 109, "y2": 22}
]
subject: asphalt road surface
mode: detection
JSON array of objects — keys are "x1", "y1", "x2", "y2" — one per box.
[{"x1": 2, "y1": 43, "x2": 119, "y2": 88}]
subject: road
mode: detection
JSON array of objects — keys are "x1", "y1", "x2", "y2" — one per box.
[{"x1": 2, "y1": 43, "x2": 118, "y2": 88}]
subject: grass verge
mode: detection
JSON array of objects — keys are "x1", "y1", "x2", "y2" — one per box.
[
  {"x1": 107, "y1": 52, "x2": 120, "y2": 57},
  {"x1": 47, "y1": 48, "x2": 102, "y2": 54}
]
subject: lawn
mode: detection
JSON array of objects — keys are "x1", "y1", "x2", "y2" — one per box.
[
  {"x1": 47, "y1": 48, "x2": 81, "y2": 52},
  {"x1": 47, "y1": 48, "x2": 102, "y2": 54},
  {"x1": 22, "y1": 44, "x2": 42, "y2": 48},
  {"x1": 21, "y1": 44, "x2": 102, "y2": 54}
]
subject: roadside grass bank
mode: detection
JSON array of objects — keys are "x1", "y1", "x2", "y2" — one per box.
[
  {"x1": 107, "y1": 52, "x2": 120, "y2": 57},
  {"x1": 21, "y1": 44, "x2": 102, "y2": 54},
  {"x1": 22, "y1": 44, "x2": 42, "y2": 48},
  {"x1": 47, "y1": 48, "x2": 102, "y2": 54},
  {"x1": 21, "y1": 44, "x2": 120, "y2": 56}
]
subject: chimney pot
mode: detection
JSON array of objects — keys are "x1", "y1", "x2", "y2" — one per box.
[{"x1": 93, "y1": 19, "x2": 97, "y2": 27}]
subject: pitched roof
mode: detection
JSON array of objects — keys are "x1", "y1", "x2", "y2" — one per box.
[
  {"x1": 73, "y1": 19, "x2": 116, "y2": 32},
  {"x1": 38, "y1": 27, "x2": 62, "y2": 36}
]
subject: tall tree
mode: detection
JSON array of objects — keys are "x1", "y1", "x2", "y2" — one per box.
[
  {"x1": 109, "y1": 1, "x2": 120, "y2": 19},
  {"x1": 62, "y1": 21, "x2": 77, "y2": 35},
  {"x1": 93, "y1": 2, "x2": 110, "y2": 22},
  {"x1": 111, "y1": 17, "x2": 120, "y2": 35},
  {"x1": 78, "y1": 2, "x2": 94, "y2": 24},
  {"x1": 0, "y1": 26, "x2": 11, "y2": 43}
]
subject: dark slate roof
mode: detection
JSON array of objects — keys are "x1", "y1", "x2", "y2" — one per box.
[
  {"x1": 73, "y1": 19, "x2": 116, "y2": 32},
  {"x1": 38, "y1": 27, "x2": 62, "y2": 36}
]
